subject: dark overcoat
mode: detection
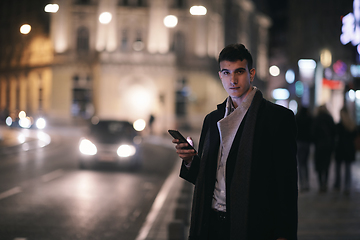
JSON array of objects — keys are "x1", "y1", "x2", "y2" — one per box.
[
  {"x1": 180, "y1": 91, "x2": 298, "y2": 240},
  {"x1": 335, "y1": 122, "x2": 356, "y2": 164}
]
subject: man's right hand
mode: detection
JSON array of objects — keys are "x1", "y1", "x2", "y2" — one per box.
[{"x1": 172, "y1": 138, "x2": 197, "y2": 165}]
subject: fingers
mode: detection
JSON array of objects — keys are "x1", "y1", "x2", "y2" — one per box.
[{"x1": 171, "y1": 138, "x2": 196, "y2": 163}]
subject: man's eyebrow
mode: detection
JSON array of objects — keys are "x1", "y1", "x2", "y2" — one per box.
[{"x1": 220, "y1": 67, "x2": 246, "y2": 72}]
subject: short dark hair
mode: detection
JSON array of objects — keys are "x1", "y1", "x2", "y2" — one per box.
[{"x1": 218, "y1": 44, "x2": 253, "y2": 70}]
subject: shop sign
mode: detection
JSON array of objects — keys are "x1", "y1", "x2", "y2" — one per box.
[
  {"x1": 341, "y1": 0, "x2": 360, "y2": 47},
  {"x1": 322, "y1": 78, "x2": 344, "y2": 90}
]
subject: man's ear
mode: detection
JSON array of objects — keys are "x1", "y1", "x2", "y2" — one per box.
[
  {"x1": 218, "y1": 71, "x2": 222, "y2": 80},
  {"x1": 250, "y1": 68, "x2": 256, "y2": 82}
]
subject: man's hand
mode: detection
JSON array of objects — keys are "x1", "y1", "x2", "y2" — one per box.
[{"x1": 172, "y1": 138, "x2": 197, "y2": 164}]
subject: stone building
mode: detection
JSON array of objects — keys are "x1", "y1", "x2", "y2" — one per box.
[{"x1": 0, "y1": 0, "x2": 271, "y2": 133}]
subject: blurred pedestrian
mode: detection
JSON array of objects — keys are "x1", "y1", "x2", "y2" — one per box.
[
  {"x1": 148, "y1": 114, "x2": 155, "y2": 134},
  {"x1": 334, "y1": 107, "x2": 357, "y2": 195},
  {"x1": 296, "y1": 106, "x2": 313, "y2": 192},
  {"x1": 312, "y1": 105, "x2": 336, "y2": 193},
  {"x1": 172, "y1": 44, "x2": 298, "y2": 240}
]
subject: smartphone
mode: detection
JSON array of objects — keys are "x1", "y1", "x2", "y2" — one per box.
[{"x1": 168, "y1": 129, "x2": 196, "y2": 150}]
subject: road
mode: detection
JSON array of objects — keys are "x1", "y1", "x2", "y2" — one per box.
[{"x1": 0, "y1": 126, "x2": 178, "y2": 240}]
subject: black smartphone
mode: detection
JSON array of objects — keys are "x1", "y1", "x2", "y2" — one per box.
[{"x1": 168, "y1": 129, "x2": 195, "y2": 150}]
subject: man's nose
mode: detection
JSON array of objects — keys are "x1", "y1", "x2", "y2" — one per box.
[{"x1": 230, "y1": 73, "x2": 237, "y2": 84}]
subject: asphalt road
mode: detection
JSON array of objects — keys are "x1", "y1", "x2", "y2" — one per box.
[{"x1": 0, "y1": 127, "x2": 178, "y2": 240}]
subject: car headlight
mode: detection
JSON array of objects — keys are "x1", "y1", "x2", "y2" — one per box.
[
  {"x1": 79, "y1": 139, "x2": 97, "y2": 155},
  {"x1": 36, "y1": 118, "x2": 46, "y2": 129},
  {"x1": 19, "y1": 117, "x2": 32, "y2": 128},
  {"x1": 117, "y1": 144, "x2": 136, "y2": 157},
  {"x1": 5, "y1": 116, "x2": 12, "y2": 127}
]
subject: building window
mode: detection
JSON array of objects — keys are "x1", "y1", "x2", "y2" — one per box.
[
  {"x1": 119, "y1": 0, "x2": 143, "y2": 6},
  {"x1": 133, "y1": 30, "x2": 144, "y2": 51},
  {"x1": 137, "y1": 0, "x2": 146, "y2": 6},
  {"x1": 72, "y1": 75, "x2": 93, "y2": 119},
  {"x1": 175, "y1": 77, "x2": 188, "y2": 117},
  {"x1": 16, "y1": 81, "x2": 20, "y2": 110},
  {"x1": 172, "y1": 31, "x2": 186, "y2": 61},
  {"x1": 77, "y1": 27, "x2": 90, "y2": 52},
  {"x1": 39, "y1": 88, "x2": 43, "y2": 110},
  {"x1": 119, "y1": 0, "x2": 129, "y2": 6},
  {"x1": 171, "y1": 0, "x2": 186, "y2": 9},
  {"x1": 121, "y1": 29, "x2": 128, "y2": 51},
  {"x1": 73, "y1": 75, "x2": 79, "y2": 84},
  {"x1": 76, "y1": 0, "x2": 91, "y2": 5}
]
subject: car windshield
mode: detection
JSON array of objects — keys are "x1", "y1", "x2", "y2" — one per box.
[{"x1": 89, "y1": 121, "x2": 136, "y2": 143}]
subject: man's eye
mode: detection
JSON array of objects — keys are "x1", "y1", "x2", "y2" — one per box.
[
  {"x1": 222, "y1": 71, "x2": 230, "y2": 75},
  {"x1": 235, "y1": 70, "x2": 244, "y2": 75}
]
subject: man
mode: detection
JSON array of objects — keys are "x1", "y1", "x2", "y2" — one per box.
[{"x1": 172, "y1": 44, "x2": 298, "y2": 240}]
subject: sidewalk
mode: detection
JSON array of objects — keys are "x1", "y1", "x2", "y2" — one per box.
[
  {"x1": 297, "y1": 149, "x2": 360, "y2": 240},
  {"x1": 145, "y1": 132, "x2": 360, "y2": 240}
]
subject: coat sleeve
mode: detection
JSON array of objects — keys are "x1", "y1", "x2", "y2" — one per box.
[
  {"x1": 272, "y1": 108, "x2": 298, "y2": 240},
  {"x1": 179, "y1": 114, "x2": 210, "y2": 185}
]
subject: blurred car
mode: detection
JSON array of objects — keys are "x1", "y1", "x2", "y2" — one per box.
[
  {"x1": 79, "y1": 120, "x2": 142, "y2": 170},
  {"x1": 5, "y1": 114, "x2": 46, "y2": 130}
]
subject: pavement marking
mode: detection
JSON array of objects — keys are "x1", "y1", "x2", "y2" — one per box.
[
  {"x1": 0, "y1": 169, "x2": 64, "y2": 201},
  {"x1": 0, "y1": 187, "x2": 22, "y2": 200},
  {"x1": 135, "y1": 159, "x2": 180, "y2": 240},
  {"x1": 41, "y1": 169, "x2": 64, "y2": 182}
]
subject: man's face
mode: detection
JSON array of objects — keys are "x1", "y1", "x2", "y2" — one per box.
[{"x1": 218, "y1": 59, "x2": 255, "y2": 102}]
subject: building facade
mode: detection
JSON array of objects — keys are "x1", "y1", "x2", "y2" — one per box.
[{"x1": 0, "y1": 0, "x2": 271, "y2": 133}]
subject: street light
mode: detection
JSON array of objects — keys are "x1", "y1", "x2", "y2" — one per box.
[
  {"x1": 99, "y1": 12, "x2": 112, "y2": 24},
  {"x1": 163, "y1": 15, "x2": 178, "y2": 28},
  {"x1": 44, "y1": 4, "x2": 59, "y2": 13},
  {"x1": 20, "y1": 24, "x2": 31, "y2": 34},
  {"x1": 190, "y1": 5, "x2": 207, "y2": 15}
]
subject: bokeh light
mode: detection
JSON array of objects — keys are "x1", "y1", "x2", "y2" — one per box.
[
  {"x1": 20, "y1": 24, "x2": 31, "y2": 34},
  {"x1": 133, "y1": 119, "x2": 146, "y2": 132},
  {"x1": 164, "y1": 15, "x2": 178, "y2": 28},
  {"x1": 99, "y1": 12, "x2": 112, "y2": 24}
]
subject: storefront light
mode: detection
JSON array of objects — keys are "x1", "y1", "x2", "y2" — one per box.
[
  {"x1": 285, "y1": 69, "x2": 295, "y2": 84},
  {"x1": 320, "y1": 49, "x2": 332, "y2": 68},
  {"x1": 289, "y1": 100, "x2": 298, "y2": 114},
  {"x1": 348, "y1": 89, "x2": 356, "y2": 102},
  {"x1": 269, "y1": 65, "x2": 280, "y2": 77},
  {"x1": 298, "y1": 59, "x2": 316, "y2": 79},
  {"x1": 355, "y1": 90, "x2": 360, "y2": 100},
  {"x1": 272, "y1": 88, "x2": 290, "y2": 100}
]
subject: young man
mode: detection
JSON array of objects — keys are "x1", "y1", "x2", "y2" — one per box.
[{"x1": 172, "y1": 44, "x2": 298, "y2": 240}]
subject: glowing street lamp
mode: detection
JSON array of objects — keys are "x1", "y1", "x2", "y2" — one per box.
[
  {"x1": 164, "y1": 15, "x2": 178, "y2": 28},
  {"x1": 190, "y1": 5, "x2": 207, "y2": 15},
  {"x1": 20, "y1": 24, "x2": 31, "y2": 34},
  {"x1": 99, "y1": 12, "x2": 112, "y2": 24},
  {"x1": 44, "y1": 4, "x2": 59, "y2": 13}
]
